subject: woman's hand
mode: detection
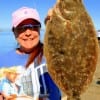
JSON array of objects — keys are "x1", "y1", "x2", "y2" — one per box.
[{"x1": 44, "y1": 8, "x2": 53, "y2": 24}]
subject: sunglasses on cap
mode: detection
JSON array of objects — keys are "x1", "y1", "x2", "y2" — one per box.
[{"x1": 13, "y1": 24, "x2": 41, "y2": 34}]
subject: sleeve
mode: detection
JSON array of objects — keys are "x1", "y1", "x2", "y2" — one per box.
[{"x1": 44, "y1": 72, "x2": 62, "y2": 100}]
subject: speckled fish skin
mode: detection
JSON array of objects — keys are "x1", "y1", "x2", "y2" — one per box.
[{"x1": 44, "y1": 0, "x2": 99, "y2": 100}]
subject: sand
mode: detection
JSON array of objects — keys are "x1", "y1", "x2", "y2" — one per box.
[{"x1": 62, "y1": 41, "x2": 100, "y2": 100}]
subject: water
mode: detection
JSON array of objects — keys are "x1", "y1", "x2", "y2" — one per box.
[
  {"x1": 0, "y1": 30, "x2": 45, "y2": 54},
  {"x1": 0, "y1": 32, "x2": 16, "y2": 54}
]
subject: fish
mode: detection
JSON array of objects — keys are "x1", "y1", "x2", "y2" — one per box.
[{"x1": 44, "y1": 0, "x2": 99, "y2": 100}]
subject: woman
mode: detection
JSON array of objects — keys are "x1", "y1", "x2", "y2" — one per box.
[{"x1": 0, "y1": 7, "x2": 61, "y2": 100}]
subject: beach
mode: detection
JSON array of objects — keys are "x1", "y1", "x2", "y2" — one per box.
[{"x1": 62, "y1": 41, "x2": 100, "y2": 100}]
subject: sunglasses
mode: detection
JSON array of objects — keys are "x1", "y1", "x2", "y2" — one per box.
[{"x1": 13, "y1": 24, "x2": 41, "y2": 34}]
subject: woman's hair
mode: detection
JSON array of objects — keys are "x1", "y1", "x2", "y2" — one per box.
[{"x1": 25, "y1": 42, "x2": 43, "y2": 68}]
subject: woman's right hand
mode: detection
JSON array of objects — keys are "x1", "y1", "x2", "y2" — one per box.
[{"x1": 44, "y1": 8, "x2": 53, "y2": 24}]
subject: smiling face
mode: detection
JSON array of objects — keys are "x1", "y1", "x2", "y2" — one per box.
[{"x1": 14, "y1": 19, "x2": 41, "y2": 53}]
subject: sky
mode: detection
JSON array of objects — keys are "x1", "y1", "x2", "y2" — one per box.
[{"x1": 0, "y1": 0, "x2": 100, "y2": 32}]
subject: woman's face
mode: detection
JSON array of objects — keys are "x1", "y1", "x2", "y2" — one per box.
[{"x1": 14, "y1": 19, "x2": 40, "y2": 52}]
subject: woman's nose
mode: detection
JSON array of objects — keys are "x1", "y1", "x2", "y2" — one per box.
[{"x1": 24, "y1": 29, "x2": 32, "y2": 36}]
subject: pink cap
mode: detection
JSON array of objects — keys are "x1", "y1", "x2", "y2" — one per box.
[{"x1": 12, "y1": 7, "x2": 41, "y2": 27}]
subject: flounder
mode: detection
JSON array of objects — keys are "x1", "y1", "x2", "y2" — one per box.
[{"x1": 44, "y1": 0, "x2": 99, "y2": 100}]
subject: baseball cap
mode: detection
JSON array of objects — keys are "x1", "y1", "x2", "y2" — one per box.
[{"x1": 12, "y1": 7, "x2": 41, "y2": 27}]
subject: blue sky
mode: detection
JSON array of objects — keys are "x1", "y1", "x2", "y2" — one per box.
[{"x1": 0, "y1": 0, "x2": 100, "y2": 31}]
